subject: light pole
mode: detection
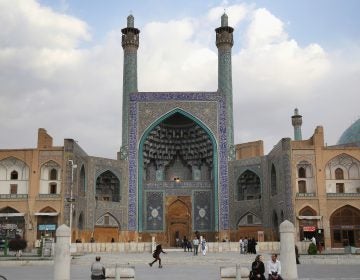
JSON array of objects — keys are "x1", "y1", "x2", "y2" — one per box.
[{"x1": 68, "y1": 160, "x2": 77, "y2": 243}]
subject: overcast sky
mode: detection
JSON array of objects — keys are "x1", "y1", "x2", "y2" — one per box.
[{"x1": 1, "y1": 0, "x2": 359, "y2": 159}]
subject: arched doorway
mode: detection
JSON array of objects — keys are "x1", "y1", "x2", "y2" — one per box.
[
  {"x1": 138, "y1": 109, "x2": 218, "y2": 238},
  {"x1": 298, "y1": 206, "x2": 317, "y2": 241},
  {"x1": 0, "y1": 207, "x2": 25, "y2": 239},
  {"x1": 35, "y1": 206, "x2": 58, "y2": 239},
  {"x1": 330, "y1": 205, "x2": 360, "y2": 247},
  {"x1": 93, "y1": 213, "x2": 120, "y2": 242},
  {"x1": 166, "y1": 197, "x2": 191, "y2": 247}
]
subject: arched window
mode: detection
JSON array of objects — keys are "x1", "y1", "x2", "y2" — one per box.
[
  {"x1": 96, "y1": 171, "x2": 120, "y2": 202},
  {"x1": 10, "y1": 170, "x2": 18, "y2": 180},
  {"x1": 335, "y1": 168, "x2": 344, "y2": 180},
  {"x1": 271, "y1": 164, "x2": 277, "y2": 195},
  {"x1": 237, "y1": 170, "x2": 261, "y2": 201},
  {"x1": 298, "y1": 180, "x2": 307, "y2": 193},
  {"x1": 49, "y1": 169, "x2": 57, "y2": 180},
  {"x1": 298, "y1": 167, "x2": 306, "y2": 178}
]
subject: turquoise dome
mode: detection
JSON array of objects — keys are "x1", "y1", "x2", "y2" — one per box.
[{"x1": 337, "y1": 118, "x2": 360, "y2": 145}]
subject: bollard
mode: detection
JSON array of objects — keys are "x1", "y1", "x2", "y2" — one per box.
[
  {"x1": 279, "y1": 220, "x2": 298, "y2": 280},
  {"x1": 115, "y1": 264, "x2": 121, "y2": 280},
  {"x1": 151, "y1": 236, "x2": 156, "y2": 252},
  {"x1": 236, "y1": 264, "x2": 241, "y2": 280},
  {"x1": 53, "y1": 224, "x2": 71, "y2": 280}
]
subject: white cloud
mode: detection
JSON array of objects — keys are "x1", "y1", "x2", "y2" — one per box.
[{"x1": 0, "y1": 1, "x2": 359, "y2": 158}]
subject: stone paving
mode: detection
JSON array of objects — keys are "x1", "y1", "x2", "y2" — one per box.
[{"x1": 0, "y1": 252, "x2": 360, "y2": 279}]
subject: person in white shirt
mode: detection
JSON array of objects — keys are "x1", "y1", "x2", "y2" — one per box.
[
  {"x1": 193, "y1": 236, "x2": 199, "y2": 255},
  {"x1": 91, "y1": 256, "x2": 106, "y2": 279},
  {"x1": 311, "y1": 236, "x2": 316, "y2": 245},
  {"x1": 267, "y1": 254, "x2": 282, "y2": 280},
  {"x1": 239, "y1": 237, "x2": 244, "y2": 254}
]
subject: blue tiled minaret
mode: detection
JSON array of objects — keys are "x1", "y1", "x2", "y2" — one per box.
[
  {"x1": 215, "y1": 13, "x2": 234, "y2": 160},
  {"x1": 120, "y1": 15, "x2": 140, "y2": 159},
  {"x1": 292, "y1": 108, "x2": 303, "y2": 140}
]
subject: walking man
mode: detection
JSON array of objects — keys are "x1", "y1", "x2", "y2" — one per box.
[{"x1": 193, "y1": 236, "x2": 199, "y2": 255}]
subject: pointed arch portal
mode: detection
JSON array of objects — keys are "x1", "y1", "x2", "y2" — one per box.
[{"x1": 137, "y1": 108, "x2": 219, "y2": 236}]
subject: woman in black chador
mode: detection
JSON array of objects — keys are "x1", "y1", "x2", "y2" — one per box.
[
  {"x1": 249, "y1": 255, "x2": 266, "y2": 280},
  {"x1": 149, "y1": 244, "x2": 166, "y2": 268}
]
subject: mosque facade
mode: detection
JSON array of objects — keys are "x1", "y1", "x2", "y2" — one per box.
[{"x1": 0, "y1": 15, "x2": 359, "y2": 250}]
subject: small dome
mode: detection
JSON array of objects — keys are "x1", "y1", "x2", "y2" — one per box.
[{"x1": 337, "y1": 118, "x2": 360, "y2": 145}]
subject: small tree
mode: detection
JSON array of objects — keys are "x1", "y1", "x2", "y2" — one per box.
[
  {"x1": 307, "y1": 242, "x2": 317, "y2": 255},
  {"x1": 8, "y1": 238, "x2": 27, "y2": 257}
]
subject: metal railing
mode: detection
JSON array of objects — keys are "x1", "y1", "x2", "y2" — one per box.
[
  {"x1": 38, "y1": 194, "x2": 61, "y2": 199},
  {"x1": 327, "y1": 192, "x2": 360, "y2": 197},
  {"x1": 0, "y1": 194, "x2": 28, "y2": 199},
  {"x1": 296, "y1": 192, "x2": 316, "y2": 197}
]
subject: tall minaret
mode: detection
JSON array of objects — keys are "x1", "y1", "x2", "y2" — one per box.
[
  {"x1": 215, "y1": 13, "x2": 234, "y2": 160},
  {"x1": 121, "y1": 15, "x2": 140, "y2": 157},
  {"x1": 291, "y1": 108, "x2": 303, "y2": 140}
]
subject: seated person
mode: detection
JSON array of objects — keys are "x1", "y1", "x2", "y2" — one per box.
[
  {"x1": 91, "y1": 256, "x2": 106, "y2": 279},
  {"x1": 267, "y1": 254, "x2": 283, "y2": 280}
]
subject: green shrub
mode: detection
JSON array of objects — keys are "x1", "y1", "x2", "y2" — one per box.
[
  {"x1": 307, "y1": 242, "x2": 317, "y2": 255},
  {"x1": 8, "y1": 238, "x2": 27, "y2": 251}
]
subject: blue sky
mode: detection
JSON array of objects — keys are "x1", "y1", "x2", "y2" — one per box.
[
  {"x1": 40, "y1": 0, "x2": 360, "y2": 48},
  {"x1": 1, "y1": 0, "x2": 359, "y2": 158}
]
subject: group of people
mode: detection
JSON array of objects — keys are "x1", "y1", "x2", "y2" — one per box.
[
  {"x1": 239, "y1": 237, "x2": 258, "y2": 254},
  {"x1": 179, "y1": 233, "x2": 207, "y2": 256},
  {"x1": 250, "y1": 254, "x2": 282, "y2": 280}
]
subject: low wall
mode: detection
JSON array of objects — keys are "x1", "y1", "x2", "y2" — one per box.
[
  {"x1": 72, "y1": 242, "x2": 152, "y2": 254},
  {"x1": 72, "y1": 241, "x2": 280, "y2": 254},
  {"x1": 71, "y1": 241, "x2": 354, "y2": 254},
  {"x1": 105, "y1": 266, "x2": 135, "y2": 279},
  {"x1": 220, "y1": 266, "x2": 250, "y2": 280}
]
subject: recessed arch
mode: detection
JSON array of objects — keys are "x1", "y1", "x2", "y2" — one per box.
[
  {"x1": 94, "y1": 212, "x2": 121, "y2": 242},
  {"x1": 236, "y1": 169, "x2": 261, "y2": 201},
  {"x1": 271, "y1": 164, "x2": 277, "y2": 195},
  {"x1": 38, "y1": 206, "x2": 57, "y2": 213},
  {"x1": 237, "y1": 211, "x2": 261, "y2": 226},
  {"x1": 78, "y1": 212, "x2": 84, "y2": 230},
  {"x1": 137, "y1": 108, "x2": 219, "y2": 232},
  {"x1": 95, "y1": 212, "x2": 121, "y2": 228},
  {"x1": 79, "y1": 165, "x2": 86, "y2": 195},
  {"x1": 0, "y1": 206, "x2": 20, "y2": 213},
  {"x1": 329, "y1": 205, "x2": 360, "y2": 247},
  {"x1": 299, "y1": 206, "x2": 317, "y2": 216},
  {"x1": 95, "y1": 170, "x2": 120, "y2": 202}
]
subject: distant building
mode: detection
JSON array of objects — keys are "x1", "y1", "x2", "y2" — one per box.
[{"x1": 1, "y1": 14, "x2": 359, "y2": 249}]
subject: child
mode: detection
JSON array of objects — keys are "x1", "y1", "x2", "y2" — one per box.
[{"x1": 149, "y1": 244, "x2": 166, "y2": 268}]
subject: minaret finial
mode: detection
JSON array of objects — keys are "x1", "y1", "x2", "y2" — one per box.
[
  {"x1": 221, "y1": 12, "x2": 228, "y2": 27},
  {"x1": 127, "y1": 14, "x2": 134, "y2": 28}
]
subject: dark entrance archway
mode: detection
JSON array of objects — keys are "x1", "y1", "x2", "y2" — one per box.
[{"x1": 330, "y1": 205, "x2": 360, "y2": 248}]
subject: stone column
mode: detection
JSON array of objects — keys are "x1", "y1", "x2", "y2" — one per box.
[
  {"x1": 279, "y1": 220, "x2": 298, "y2": 280},
  {"x1": 54, "y1": 224, "x2": 71, "y2": 280}
]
